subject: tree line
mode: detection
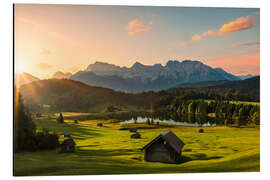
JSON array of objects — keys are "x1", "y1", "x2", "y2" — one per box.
[
  {"x1": 14, "y1": 86, "x2": 59, "y2": 152},
  {"x1": 154, "y1": 97, "x2": 260, "y2": 126}
]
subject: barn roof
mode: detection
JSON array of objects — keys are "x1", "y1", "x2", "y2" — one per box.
[
  {"x1": 62, "y1": 138, "x2": 76, "y2": 145},
  {"x1": 142, "y1": 130, "x2": 184, "y2": 153},
  {"x1": 62, "y1": 132, "x2": 71, "y2": 136}
]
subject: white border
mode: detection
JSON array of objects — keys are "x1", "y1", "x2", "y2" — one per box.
[{"x1": 1, "y1": 0, "x2": 269, "y2": 180}]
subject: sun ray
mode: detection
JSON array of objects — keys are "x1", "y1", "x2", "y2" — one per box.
[{"x1": 15, "y1": 60, "x2": 25, "y2": 75}]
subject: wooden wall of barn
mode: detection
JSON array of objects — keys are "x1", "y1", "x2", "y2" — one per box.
[{"x1": 144, "y1": 141, "x2": 178, "y2": 163}]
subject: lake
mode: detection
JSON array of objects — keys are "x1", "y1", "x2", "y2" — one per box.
[{"x1": 120, "y1": 116, "x2": 216, "y2": 127}]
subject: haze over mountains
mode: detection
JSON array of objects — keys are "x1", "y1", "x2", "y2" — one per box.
[
  {"x1": 52, "y1": 71, "x2": 72, "y2": 79},
  {"x1": 15, "y1": 72, "x2": 40, "y2": 87},
  {"x1": 70, "y1": 60, "x2": 240, "y2": 92}
]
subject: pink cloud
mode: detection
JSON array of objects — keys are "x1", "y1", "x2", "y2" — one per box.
[
  {"x1": 180, "y1": 34, "x2": 202, "y2": 47},
  {"x1": 127, "y1": 19, "x2": 152, "y2": 36},
  {"x1": 218, "y1": 16, "x2": 256, "y2": 36},
  {"x1": 202, "y1": 30, "x2": 217, "y2": 37},
  {"x1": 128, "y1": 28, "x2": 152, "y2": 36},
  {"x1": 127, "y1": 19, "x2": 142, "y2": 31},
  {"x1": 232, "y1": 41, "x2": 260, "y2": 47},
  {"x1": 191, "y1": 34, "x2": 202, "y2": 41},
  {"x1": 180, "y1": 14, "x2": 257, "y2": 47}
]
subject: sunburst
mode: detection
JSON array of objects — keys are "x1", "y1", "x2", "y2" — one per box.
[{"x1": 15, "y1": 60, "x2": 25, "y2": 75}]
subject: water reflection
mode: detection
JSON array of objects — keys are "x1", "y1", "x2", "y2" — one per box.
[
  {"x1": 120, "y1": 116, "x2": 216, "y2": 127},
  {"x1": 109, "y1": 111, "x2": 219, "y2": 127}
]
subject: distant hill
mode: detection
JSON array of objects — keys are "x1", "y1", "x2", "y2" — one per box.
[
  {"x1": 172, "y1": 80, "x2": 229, "y2": 89},
  {"x1": 170, "y1": 76, "x2": 260, "y2": 102},
  {"x1": 19, "y1": 79, "x2": 158, "y2": 112},
  {"x1": 51, "y1": 71, "x2": 72, "y2": 79},
  {"x1": 71, "y1": 60, "x2": 240, "y2": 92},
  {"x1": 19, "y1": 76, "x2": 259, "y2": 112},
  {"x1": 15, "y1": 72, "x2": 39, "y2": 87},
  {"x1": 237, "y1": 74, "x2": 254, "y2": 80},
  {"x1": 214, "y1": 76, "x2": 260, "y2": 91}
]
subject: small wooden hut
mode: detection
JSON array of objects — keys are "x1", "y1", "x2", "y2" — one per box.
[
  {"x1": 60, "y1": 138, "x2": 76, "y2": 153},
  {"x1": 142, "y1": 130, "x2": 184, "y2": 163},
  {"x1": 62, "y1": 132, "x2": 71, "y2": 137},
  {"x1": 198, "y1": 129, "x2": 204, "y2": 133},
  {"x1": 131, "y1": 132, "x2": 141, "y2": 139},
  {"x1": 129, "y1": 128, "x2": 137, "y2": 133}
]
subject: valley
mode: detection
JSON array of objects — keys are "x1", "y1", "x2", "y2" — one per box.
[{"x1": 14, "y1": 113, "x2": 260, "y2": 176}]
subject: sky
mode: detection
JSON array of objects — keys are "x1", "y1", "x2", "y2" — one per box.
[{"x1": 14, "y1": 4, "x2": 260, "y2": 79}]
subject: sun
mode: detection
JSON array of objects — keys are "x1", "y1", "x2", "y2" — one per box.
[{"x1": 15, "y1": 60, "x2": 25, "y2": 75}]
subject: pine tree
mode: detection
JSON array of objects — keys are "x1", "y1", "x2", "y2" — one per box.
[{"x1": 14, "y1": 86, "x2": 36, "y2": 151}]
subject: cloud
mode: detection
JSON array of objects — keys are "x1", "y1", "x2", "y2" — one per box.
[
  {"x1": 127, "y1": 19, "x2": 142, "y2": 31},
  {"x1": 232, "y1": 41, "x2": 260, "y2": 47},
  {"x1": 218, "y1": 16, "x2": 256, "y2": 36},
  {"x1": 180, "y1": 34, "x2": 202, "y2": 47},
  {"x1": 36, "y1": 63, "x2": 53, "y2": 70},
  {"x1": 191, "y1": 34, "x2": 202, "y2": 41},
  {"x1": 202, "y1": 30, "x2": 217, "y2": 37},
  {"x1": 40, "y1": 49, "x2": 51, "y2": 56},
  {"x1": 180, "y1": 14, "x2": 257, "y2": 47},
  {"x1": 127, "y1": 19, "x2": 152, "y2": 36},
  {"x1": 128, "y1": 28, "x2": 152, "y2": 35}
]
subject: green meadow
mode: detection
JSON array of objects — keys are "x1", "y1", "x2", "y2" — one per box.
[
  {"x1": 203, "y1": 99, "x2": 260, "y2": 106},
  {"x1": 14, "y1": 113, "x2": 260, "y2": 176}
]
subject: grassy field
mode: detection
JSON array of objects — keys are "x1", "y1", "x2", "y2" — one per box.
[
  {"x1": 203, "y1": 99, "x2": 260, "y2": 106},
  {"x1": 14, "y1": 114, "x2": 260, "y2": 176}
]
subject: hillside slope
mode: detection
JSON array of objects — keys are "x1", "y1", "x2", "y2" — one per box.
[
  {"x1": 19, "y1": 79, "x2": 157, "y2": 112},
  {"x1": 170, "y1": 76, "x2": 260, "y2": 102}
]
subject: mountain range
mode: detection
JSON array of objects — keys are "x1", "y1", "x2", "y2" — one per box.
[
  {"x1": 70, "y1": 60, "x2": 240, "y2": 92},
  {"x1": 15, "y1": 60, "x2": 254, "y2": 92}
]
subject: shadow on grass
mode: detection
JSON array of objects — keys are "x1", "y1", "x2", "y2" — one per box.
[
  {"x1": 75, "y1": 147, "x2": 222, "y2": 166},
  {"x1": 77, "y1": 145, "x2": 99, "y2": 148},
  {"x1": 35, "y1": 118, "x2": 103, "y2": 141},
  {"x1": 180, "y1": 153, "x2": 223, "y2": 164},
  {"x1": 75, "y1": 148, "x2": 136, "y2": 158}
]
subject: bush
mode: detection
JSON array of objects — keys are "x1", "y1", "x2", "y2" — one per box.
[{"x1": 35, "y1": 129, "x2": 59, "y2": 150}]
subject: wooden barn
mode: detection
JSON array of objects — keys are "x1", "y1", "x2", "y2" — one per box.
[
  {"x1": 142, "y1": 130, "x2": 184, "y2": 163},
  {"x1": 62, "y1": 132, "x2": 71, "y2": 137}
]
